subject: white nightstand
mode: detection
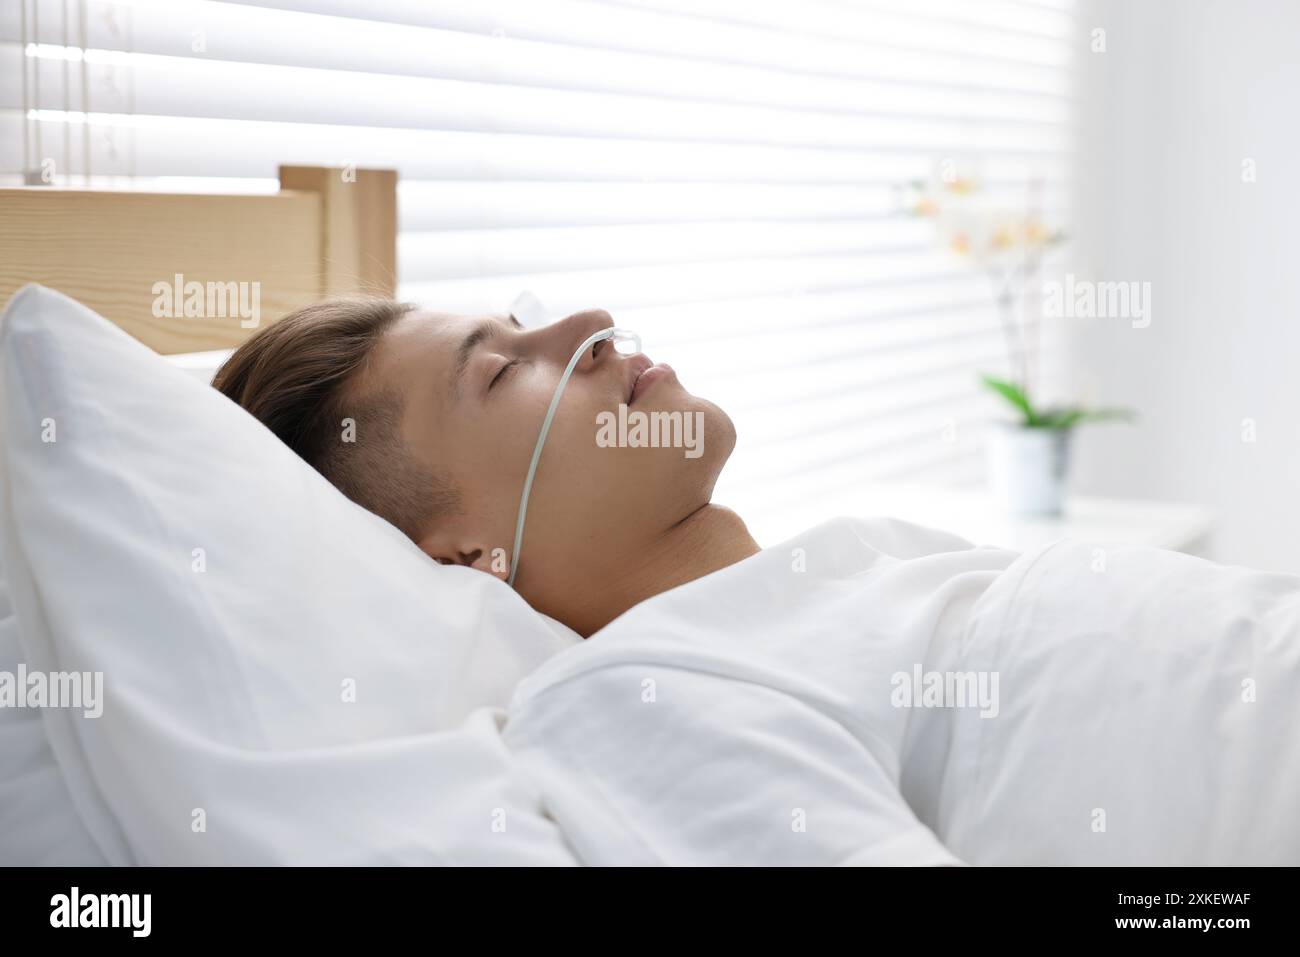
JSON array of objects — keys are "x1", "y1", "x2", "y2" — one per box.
[{"x1": 745, "y1": 482, "x2": 1215, "y2": 555}]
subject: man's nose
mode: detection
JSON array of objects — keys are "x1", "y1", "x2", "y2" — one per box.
[
  {"x1": 546, "y1": 309, "x2": 616, "y2": 366},
  {"x1": 558, "y1": 309, "x2": 614, "y2": 338}
]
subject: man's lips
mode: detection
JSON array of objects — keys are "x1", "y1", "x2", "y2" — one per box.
[{"x1": 628, "y1": 355, "x2": 674, "y2": 404}]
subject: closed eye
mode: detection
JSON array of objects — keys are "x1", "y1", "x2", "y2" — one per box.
[{"x1": 489, "y1": 358, "x2": 520, "y2": 391}]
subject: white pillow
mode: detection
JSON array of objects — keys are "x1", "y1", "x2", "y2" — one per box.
[
  {"x1": 0, "y1": 547, "x2": 109, "y2": 865},
  {"x1": 0, "y1": 285, "x2": 581, "y2": 865}
]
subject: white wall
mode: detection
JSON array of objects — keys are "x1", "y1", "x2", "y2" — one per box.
[{"x1": 1069, "y1": 0, "x2": 1300, "y2": 572}]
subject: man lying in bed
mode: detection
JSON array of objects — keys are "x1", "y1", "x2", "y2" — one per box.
[{"x1": 215, "y1": 300, "x2": 1300, "y2": 866}]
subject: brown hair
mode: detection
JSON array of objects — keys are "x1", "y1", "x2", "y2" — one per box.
[{"x1": 213, "y1": 298, "x2": 459, "y2": 540}]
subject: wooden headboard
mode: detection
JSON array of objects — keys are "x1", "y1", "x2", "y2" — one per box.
[{"x1": 0, "y1": 165, "x2": 398, "y2": 354}]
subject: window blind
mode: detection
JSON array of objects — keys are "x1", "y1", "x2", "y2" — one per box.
[{"x1": 4, "y1": 0, "x2": 1078, "y2": 538}]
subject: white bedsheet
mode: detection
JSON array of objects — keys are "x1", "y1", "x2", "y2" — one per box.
[{"x1": 504, "y1": 516, "x2": 1300, "y2": 865}]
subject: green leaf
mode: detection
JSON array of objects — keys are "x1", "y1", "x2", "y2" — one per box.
[
  {"x1": 979, "y1": 376, "x2": 1136, "y2": 430},
  {"x1": 1034, "y1": 407, "x2": 1084, "y2": 429},
  {"x1": 1034, "y1": 406, "x2": 1135, "y2": 430},
  {"x1": 1071, "y1": 407, "x2": 1135, "y2": 425},
  {"x1": 979, "y1": 374, "x2": 1037, "y2": 426}
]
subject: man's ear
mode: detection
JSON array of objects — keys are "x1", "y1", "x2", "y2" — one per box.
[{"x1": 415, "y1": 526, "x2": 507, "y2": 580}]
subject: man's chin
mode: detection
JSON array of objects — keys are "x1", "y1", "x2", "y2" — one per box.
[{"x1": 687, "y1": 397, "x2": 735, "y2": 467}]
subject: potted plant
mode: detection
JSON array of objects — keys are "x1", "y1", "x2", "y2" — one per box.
[
  {"x1": 980, "y1": 375, "x2": 1132, "y2": 516},
  {"x1": 902, "y1": 163, "x2": 1133, "y2": 515}
]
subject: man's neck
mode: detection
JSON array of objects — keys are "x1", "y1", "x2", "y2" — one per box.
[{"x1": 558, "y1": 503, "x2": 761, "y2": 637}]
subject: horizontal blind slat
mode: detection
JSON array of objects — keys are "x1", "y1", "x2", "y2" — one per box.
[
  {"x1": 598, "y1": 0, "x2": 1076, "y2": 51},
  {"x1": 399, "y1": 221, "x2": 938, "y2": 281},
  {"x1": 10, "y1": 49, "x2": 1072, "y2": 154},
  {"x1": 397, "y1": 180, "x2": 1071, "y2": 230},
  {"x1": 4, "y1": 111, "x2": 1070, "y2": 183}
]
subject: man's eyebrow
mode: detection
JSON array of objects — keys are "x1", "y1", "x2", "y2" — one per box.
[{"x1": 453, "y1": 315, "x2": 523, "y2": 396}]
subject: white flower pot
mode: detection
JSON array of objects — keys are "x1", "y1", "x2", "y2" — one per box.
[{"x1": 986, "y1": 423, "x2": 1072, "y2": 516}]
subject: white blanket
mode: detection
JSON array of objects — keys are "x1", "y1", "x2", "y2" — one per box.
[
  {"x1": 942, "y1": 535, "x2": 1300, "y2": 865},
  {"x1": 504, "y1": 517, "x2": 1015, "y2": 865},
  {"x1": 503, "y1": 517, "x2": 1300, "y2": 865}
]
